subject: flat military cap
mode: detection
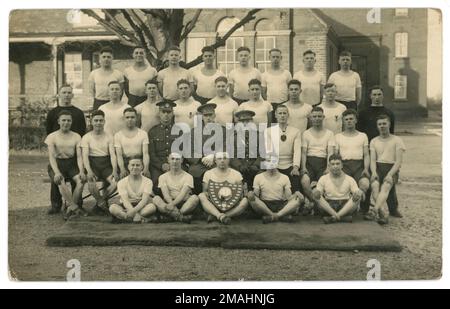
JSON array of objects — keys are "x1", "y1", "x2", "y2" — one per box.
[
  {"x1": 197, "y1": 103, "x2": 217, "y2": 115},
  {"x1": 156, "y1": 100, "x2": 177, "y2": 110},
  {"x1": 235, "y1": 109, "x2": 255, "y2": 121}
]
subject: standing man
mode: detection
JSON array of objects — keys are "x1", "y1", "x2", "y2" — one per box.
[
  {"x1": 157, "y1": 46, "x2": 193, "y2": 101},
  {"x1": 228, "y1": 46, "x2": 261, "y2": 104},
  {"x1": 300, "y1": 107, "x2": 335, "y2": 206},
  {"x1": 318, "y1": 83, "x2": 347, "y2": 134},
  {"x1": 173, "y1": 79, "x2": 201, "y2": 129},
  {"x1": 124, "y1": 46, "x2": 158, "y2": 107},
  {"x1": 236, "y1": 79, "x2": 273, "y2": 127},
  {"x1": 114, "y1": 108, "x2": 150, "y2": 179},
  {"x1": 98, "y1": 81, "x2": 131, "y2": 137},
  {"x1": 45, "y1": 84, "x2": 86, "y2": 215},
  {"x1": 192, "y1": 46, "x2": 225, "y2": 104},
  {"x1": 328, "y1": 50, "x2": 362, "y2": 111},
  {"x1": 261, "y1": 48, "x2": 292, "y2": 114},
  {"x1": 45, "y1": 111, "x2": 86, "y2": 219},
  {"x1": 81, "y1": 110, "x2": 118, "y2": 213},
  {"x1": 312, "y1": 154, "x2": 362, "y2": 224},
  {"x1": 366, "y1": 114, "x2": 405, "y2": 224},
  {"x1": 293, "y1": 50, "x2": 325, "y2": 107},
  {"x1": 207, "y1": 76, "x2": 239, "y2": 126},
  {"x1": 335, "y1": 109, "x2": 370, "y2": 213},
  {"x1": 357, "y1": 85, "x2": 396, "y2": 142},
  {"x1": 88, "y1": 46, "x2": 125, "y2": 110},
  {"x1": 285, "y1": 80, "x2": 312, "y2": 134},
  {"x1": 135, "y1": 80, "x2": 162, "y2": 133},
  {"x1": 265, "y1": 105, "x2": 302, "y2": 193},
  {"x1": 148, "y1": 101, "x2": 180, "y2": 189}
]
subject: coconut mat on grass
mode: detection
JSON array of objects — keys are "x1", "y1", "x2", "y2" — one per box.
[{"x1": 46, "y1": 215, "x2": 402, "y2": 252}]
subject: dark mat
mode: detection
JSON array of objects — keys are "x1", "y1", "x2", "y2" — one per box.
[{"x1": 46, "y1": 215, "x2": 402, "y2": 252}]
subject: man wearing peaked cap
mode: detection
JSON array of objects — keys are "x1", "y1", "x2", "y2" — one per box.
[
  {"x1": 234, "y1": 109, "x2": 256, "y2": 122},
  {"x1": 186, "y1": 102, "x2": 227, "y2": 194},
  {"x1": 156, "y1": 100, "x2": 177, "y2": 110}
]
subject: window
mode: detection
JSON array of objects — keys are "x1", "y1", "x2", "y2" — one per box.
[
  {"x1": 395, "y1": 32, "x2": 408, "y2": 58},
  {"x1": 64, "y1": 53, "x2": 83, "y2": 94},
  {"x1": 394, "y1": 75, "x2": 407, "y2": 100},
  {"x1": 186, "y1": 38, "x2": 206, "y2": 63},
  {"x1": 216, "y1": 17, "x2": 244, "y2": 75},
  {"x1": 255, "y1": 36, "x2": 275, "y2": 73},
  {"x1": 217, "y1": 37, "x2": 244, "y2": 75},
  {"x1": 395, "y1": 9, "x2": 409, "y2": 17}
]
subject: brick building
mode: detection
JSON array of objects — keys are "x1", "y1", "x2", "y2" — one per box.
[{"x1": 9, "y1": 8, "x2": 430, "y2": 116}]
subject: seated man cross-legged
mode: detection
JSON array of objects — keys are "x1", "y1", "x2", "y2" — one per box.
[
  {"x1": 248, "y1": 162, "x2": 303, "y2": 224},
  {"x1": 153, "y1": 153, "x2": 199, "y2": 223},
  {"x1": 312, "y1": 154, "x2": 362, "y2": 224},
  {"x1": 109, "y1": 157, "x2": 158, "y2": 223}
]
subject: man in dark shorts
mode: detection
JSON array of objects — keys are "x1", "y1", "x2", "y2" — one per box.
[
  {"x1": 366, "y1": 114, "x2": 406, "y2": 224},
  {"x1": 45, "y1": 84, "x2": 86, "y2": 214},
  {"x1": 335, "y1": 109, "x2": 371, "y2": 213},
  {"x1": 248, "y1": 162, "x2": 303, "y2": 224},
  {"x1": 312, "y1": 154, "x2": 362, "y2": 224},
  {"x1": 81, "y1": 109, "x2": 118, "y2": 213},
  {"x1": 300, "y1": 106, "x2": 335, "y2": 209},
  {"x1": 45, "y1": 110, "x2": 86, "y2": 220}
]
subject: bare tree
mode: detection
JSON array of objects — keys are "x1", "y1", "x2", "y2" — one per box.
[{"x1": 80, "y1": 9, "x2": 261, "y2": 70}]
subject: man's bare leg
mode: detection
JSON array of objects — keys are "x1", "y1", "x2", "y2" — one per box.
[
  {"x1": 109, "y1": 204, "x2": 128, "y2": 220},
  {"x1": 225, "y1": 198, "x2": 248, "y2": 218},
  {"x1": 71, "y1": 176, "x2": 84, "y2": 209},
  {"x1": 337, "y1": 199, "x2": 359, "y2": 218},
  {"x1": 139, "y1": 203, "x2": 157, "y2": 217},
  {"x1": 315, "y1": 197, "x2": 337, "y2": 217},
  {"x1": 180, "y1": 195, "x2": 199, "y2": 215},
  {"x1": 277, "y1": 198, "x2": 301, "y2": 218},
  {"x1": 199, "y1": 193, "x2": 223, "y2": 219},
  {"x1": 249, "y1": 197, "x2": 275, "y2": 217}
]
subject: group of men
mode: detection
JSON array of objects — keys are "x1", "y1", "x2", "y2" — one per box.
[{"x1": 45, "y1": 44, "x2": 405, "y2": 225}]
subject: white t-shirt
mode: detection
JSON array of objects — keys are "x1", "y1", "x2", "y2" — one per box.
[
  {"x1": 98, "y1": 102, "x2": 131, "y2": 137},
  {"x1": 173, "y1": 98, "x2": 201, "y2": 129},
  {"x1": 237, "y1": 100, "x2": 272, "y2": 125},
  {"x1": 124, "y1": 65, "x2": 157, "y2": 97},
  {"x1": 80, "y1": 131, "x2": 112, "y2": 157},
  {"x1": 318, "y1": 102, "x2": 347, "y2": 134},
  {"x1": 265, "y1": 125, "x2": 301, "y2": 169},
  {"x1": 157, "y1": 67, "x2": 193, "y2": 100},
  {"x1": 317, "y1": 173, "x2": 359, "y2": 200},
  {"x1": 253, "y1": 172, "x2": 291, "y2": 201},
  {"x1": 117, "y1": 175, "x2": 153, "y2": 204},
  {"x1": 302, "y1": 128, "x2": 335, "y2": 158},
  {"x1": 45, "y1": 131, "x2": 81, "y2": 158},
  {"x1": 192, "y1": 68, "x2": 225, "y2": 99},
  {"x1": 203, "y1": 168, "x2": 243, "y2": 185},
  {"x1": 327, "y1": 70, "x2": 362, "y2": 102},
  {"x1": 293, "y1": 70, "x2": 325, "y2": 105},
  {"x1": 370, "y1": 135, "x2": 406, "y2": 164},
  {"x1": 286, "y1": 102, "x2": 313, "y2": 134},
  {"x1": 207, "y1": 96, "x2": 238, "y2": 126},
  {"x1": 158, "y1": 171, "x2": 194, "y2": 200},
  {"x1": 135, "y1": 101, "x2": 160, "y2": 132},
  {"x1": 114, "y1": 129, "x2": 149, "y2": 158},
  {"x1": 228, "y1": 67, "x2": 261, "y2": 100},
  {"x1": 335, "y1": 131, "x2": 369, "y2": 161},
  {"x1": 88, "y1": 69, "x2": 124, "y2": 101},
  {"x1": 261, "y1": 69, "x2": 292, "y2": 103}
]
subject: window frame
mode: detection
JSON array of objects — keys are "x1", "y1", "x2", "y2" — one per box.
[
  {"x1": 63, "y1": 52, "x2": 84, "y2": 94},
  {"x1": 395, "y1": 32, "x2": 409, "y2": 58},
  {"x1": 255, "y1": 36, "x2": 276, "y2": 73}
]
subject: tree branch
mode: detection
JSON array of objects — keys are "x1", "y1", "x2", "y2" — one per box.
[
  {"x1": 126, "y1": 9, "x2": 156, "y2": 49},
  {"x1": 185, "y1": 9, "x2": 261, "y2": 69},
  {"x1": 180, "y1": 9, "x2": 202, "y2": 42}
]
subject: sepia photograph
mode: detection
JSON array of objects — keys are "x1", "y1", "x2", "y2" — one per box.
[{"x1": 7, "y1": 6, "x2": 442, "y2": 282}]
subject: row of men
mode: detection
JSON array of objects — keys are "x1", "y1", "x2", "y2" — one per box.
[
  {"x1": 45, "y1": 90, "x2": 404, "y2": 224},
  {"x1": 88, "y1": 45, "x2": 362, "y2": 112}
]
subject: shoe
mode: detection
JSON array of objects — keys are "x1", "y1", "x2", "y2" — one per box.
[
  {"x1": 339, "y1": 216, "x2": 353, "y2": 223},
  {"x1": 219, "y1": 214, "x2": 231, "y2": 225},
  {"x1": 111, "y1": 216, "x2": 123, "y2": 224},
  {"x1": 279, "y1": 215, "x2": 294, "y2": 223},
  {"x1": 323, "y1": 216, "x2": 337, "y2": 224},
  {"x1": 47, "y1": 207, "x2": 61, "y2": 215},
  {"x1": 142, "y1": 215, "x2": 159, "y2": 223},
  {"x1": 364, "y1": 207, "x2": 378, "y2": 221},
  {"x1": 262, "y1": 215, "x2": 278, "y2": 224},
  {"x1": 159, "y1": 215, "x2": 175, "y2": 223},
  {"x1": 64, "y1": 209, "x2": 79, "y2": 221},
  {"x1": 390, "y1": 210, "x2": 403, "y2": 218},
  {"x1": 377, "y1": 209, "x2": 389, "y2": 225},
  {"x1": 176, "y1": 214, "x2": 192, "y2": 224},
  {"x1": 206, "y1": 214, "x2": 216, "y2": 223}
]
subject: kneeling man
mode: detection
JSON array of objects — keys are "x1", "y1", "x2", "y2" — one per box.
[
  {"x1": 153, "y1": 153, "x2": 199, "y2": 223},
  {"x1": 199, "y1": 152, "x2": 249, "y2": 224},
  {"x1": 248, "y1": 162, "x2": 303, "y2": 224},
  {"x1": 312, "y1": 154, "x2": 362, "y2": 224},
  {"x1": 109, "y1": 157, "x2": 157, "y2": 223}
]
